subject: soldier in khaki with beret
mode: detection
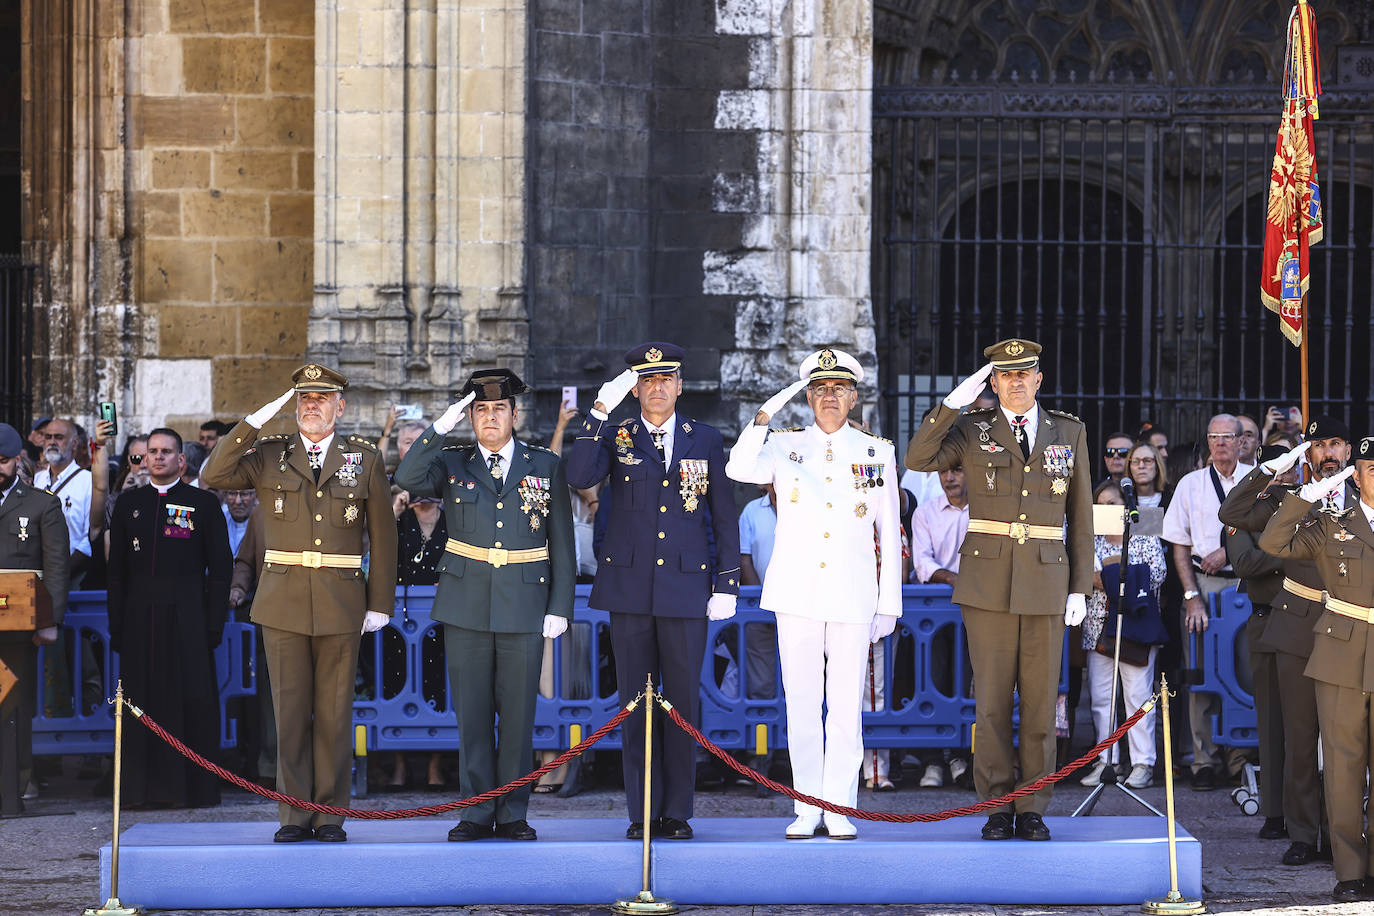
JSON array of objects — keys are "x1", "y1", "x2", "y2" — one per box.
[
  {"x1": 1258, "y1": 443, "x2": 1374, "y2": 904},
  {"x1": 906, "y1": 339, "x2": 1094, "y2": 843},
  {"x1": 201, "y1": 364, "x2": 397, "y2": 843}
]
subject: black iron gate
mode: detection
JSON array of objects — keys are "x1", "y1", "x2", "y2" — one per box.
[
  {"x1": 874, "y1": 83, "x2": 1374, "y2": 457},
  {"x1": 0, "y1": 255, "x2": 36, "y2": 428}
]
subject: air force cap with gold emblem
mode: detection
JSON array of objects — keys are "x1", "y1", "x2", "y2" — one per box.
[
  {"x1": 458, "y1": 367, "x2": 530, "y2": 402},
  {"x1": 983, "y1": 338, "x2": 1042, "y2": 371},
  {"x1": 799, "y1": 347, "x2": 864, "y2": 384},
  {"x1": 292, "y1": 363, "x2": 348, "y2": 392},
  {"x1": 624, "y1": 341, "x2": 684, "y2": 376}
]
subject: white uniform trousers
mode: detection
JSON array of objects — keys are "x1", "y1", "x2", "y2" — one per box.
[
  {"x1": 776, "y1": 612, "x2": 870, "y2": 816},
  {"x1": 1086, "y1": 646, "x2": 1158, "y2": 767}
]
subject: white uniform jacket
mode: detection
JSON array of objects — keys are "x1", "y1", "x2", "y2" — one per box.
[{"x1": 727, "y1": 422, "x2": 902, "y2": 624}]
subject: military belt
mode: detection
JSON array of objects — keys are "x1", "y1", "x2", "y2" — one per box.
[
  {"x1": 1281, "y1": 577, "x2": 1325, "y2": 604},
  {"x1": 1325, "y1": 595, "x2": 1374, "y2": 624},
  {"x1": 445, "y1": 539, "x2": 548, "y2": 570},
  {"x1": 263, "y1": 549, "x2": 363, "y2": 570},
  {"x1": 966, "y1": 519, "x2": 1063, "y2": 545}
]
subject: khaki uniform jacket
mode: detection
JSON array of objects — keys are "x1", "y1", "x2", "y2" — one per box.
[
  {"x1": 1258, "y1": 494, "x2": 1374, "y2": 692},
  {"x1": 905, "y1": 403, "x2": 1094, "y2": 614},
  {"x1": 1220, "y1": 467, "x2": 1358, "y2": 657},
  {"x1": 200, "y1": 421, "x2": 398, "y2": 636},
  {"x1": 0, "y1": 482, "x2": 70, "y2": 626}
]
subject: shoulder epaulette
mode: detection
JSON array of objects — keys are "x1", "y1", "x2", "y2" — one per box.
[
  {"x1": 1047, "y1": 409, "x2": 1082, "y2": 422},
  {"x1": 771, "y1": 426, "x2": 805, "y2": 434},
  {"x1": 524, "y1": 443, "x2": 556, "y2": 455},
  {"x1": 345, "y1": 435, "x2": 378, "y2": 452},
  {"x1": 856, "y1": 428, "x2": 893, "y2": 445},
  {"x1": 441, "y1": 443, "x2": 472, "y2": 453},
  {"x1": 965, "y1": 407, "x2": 994, "y2": 415},
  {"x1": 257, "y1": 434, "x2": 290, "y2": 443},
  {"x1": 619, "y1": 418, "x2": 635, "y2": 427}
]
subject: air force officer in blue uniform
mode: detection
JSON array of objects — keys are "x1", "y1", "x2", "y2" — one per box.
[{"x1": 566, "y1": 342, "x2": 740, "y2": 840}]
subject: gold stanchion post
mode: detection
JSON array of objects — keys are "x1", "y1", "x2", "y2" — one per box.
[
  {"x1": 612, "y1": 674, "x2": 677, "y2": 915},
  {"x1": 84, "y1": 680, "x2": 141, "y2": 916},
  {"x1": 1142, "y1": 675, "x2": 1205, "y2": 915}
]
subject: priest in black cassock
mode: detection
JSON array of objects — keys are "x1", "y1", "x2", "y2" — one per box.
[{"x1": 108, "y1": 427, "x2": 231, "y2": 807}]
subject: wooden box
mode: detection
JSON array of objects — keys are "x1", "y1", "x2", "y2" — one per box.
[{"x1": 0, "y1": 571, "x2": 52, "y2": 631}]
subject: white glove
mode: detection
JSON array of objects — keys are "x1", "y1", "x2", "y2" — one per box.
[
  {"x1": 1299, "y1": 465, "x2": 1355, "y2": 503},
  {"x1": 542, "y1": 615, "x2": 569, "y2": 639},
  {"x1": 592, "y1": 369, "x2": 639, "y2": 417},
  {"x1": 869, "y1": 614, "x2": 899, "y2": 643},
  {"x1": 33, "y1": 626, "x2": 58, "y2": 646},
  {"x1": 942, "y1": 363, "x2": 995, "y2": 411},
  {"x1": 1261, "y1": 440, "x2": 1311, "y2": 476},
  {"x1": 757, "y1": 379, "x2": 810, "y2": 424},
  {"x1": 706, "y1": 593, "x2": 737, "y2": 621},
  {"x1": 434, "y1": 392, "x2": 476, "y2": 435},
  {"x1": 361, "y1": 611, "x2": 389, "y2": 634},
  {"x1": 246, "y1": 388, "x2": 296, "y2": 429},
  {"x1": 1064, "y1": 593, "x2": 1087, "y2": 627}
]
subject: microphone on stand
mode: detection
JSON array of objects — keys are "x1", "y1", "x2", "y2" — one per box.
[{"x1": 1120, "y1": 476, "x2": 1140, "y2": 524}]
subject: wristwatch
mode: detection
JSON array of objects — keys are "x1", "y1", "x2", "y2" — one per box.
[{"x1": 1183, "y1": 589, "x2": 1201, "y2": 601}]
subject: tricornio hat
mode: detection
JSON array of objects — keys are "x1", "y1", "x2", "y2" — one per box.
[
  {"x1": 458, "y1": 368, "x2": 530, "y2": 402},
  {"x1": 798, "y1": 348, "x2": 863, "y2": 384}
]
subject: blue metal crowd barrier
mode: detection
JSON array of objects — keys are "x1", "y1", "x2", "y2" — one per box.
[
  {"x1": 1192, "y1": 587, "x2": 1258, "y2": 749},
  {"x1": 31, "y1": 585, "x2": 1083, "y2": 759}
]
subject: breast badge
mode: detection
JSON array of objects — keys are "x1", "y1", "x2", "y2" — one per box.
[
  {"x1": 1051, "y1": 477, "x2": 1069, "y2": 496},
  {"x1": 986, "y1": 471, "x2": 997, "y2": 492},
  {"x1": 679, "y1": 459, "x2": 709, "y2": 512},
  {"x1": 274, "y1": 495, "x2": 285, "y2": 515},
  {"x1": 854, "y1": 502, "x2": 868, "y2": 518},
  {"x1": 1043, "y1": 445, "x2": 1074, "y2": 476},
  {"x1": 519, "y1": 475, "x2": 552, "y2": 531},
  {"x1": 851, "y1": 463, "x2": 885, "y2": 489},
  {"x1": 344, "y1": 504, "x2": 360, "y2": 525},
  {"x1": 338, "y1": 452, "x2": 363, "y2": 487},
  {"x1": 163, "y1": 504, "x2": 195, "y2": 539},
  {"x1": 17, "y1": 516, "x2": 28, "y2": 541},
  {"x1": 615, "y1": 427, "x2": 642, "y2": 465},
  {"x1": 1333, "y1": 528, "x2": 1355, "y2": 542},
  {"x1": 132, "y1": 537, "x2": 140, "y2": 552}
]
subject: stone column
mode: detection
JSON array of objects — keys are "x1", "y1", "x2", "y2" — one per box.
[
  {"x1": 312, "y1": 0, "x2": 528, "y2": 431},
  {"x1": 713, "y1": 0, "x2": 876, "y2": 431}
]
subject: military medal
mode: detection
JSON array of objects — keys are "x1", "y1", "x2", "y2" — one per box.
[
  {"x1": 132, "y1": 537, "x2": 140, "y2": 552},
  {"x1": 986, "y1": 471, "x2": 996, "y2": 491},
  {"x1": 974, "y1": 421, "x2": 994, "y2": 443},
  {"x1": 679, "y1": 459, "x2": 709, "y2": 513},
  {"x1": 344, "y1": 504, "x2": 359, "y2": 524},
  {"x1": 1051, "y1": 477, "x2": 1069, "y2": 495},
  {"x1": 788, "y1": 452, "x2": 803, "y2": 464},
  {"x1": 518, "y1": 475, "x2": 552, "y2": 531},
  {"x1": 854, "y1": 502, "x2": 868, "y2": 518},
  {"x1": 825, "y1": 440, "x2": 834, "y2": 463},
  {"x1": 17, "y1": 516, "x2": 28, "y2": 541},
  {"x1": 1339, "y1": 561, "x2": 1348, "y2": 577},
  {"x1": 274, "y1": 495, "x2": 285, "y2": 515},
  {"x1": 339, "y1": 452, "x2": 363, "y2": 487}
]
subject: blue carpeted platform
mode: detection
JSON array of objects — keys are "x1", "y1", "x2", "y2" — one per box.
[{"x1": 101, "y1": 816, "x2": 1201, "y2": 908}]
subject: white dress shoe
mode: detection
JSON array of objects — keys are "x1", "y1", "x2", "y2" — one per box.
[
  {"x1": 823, "y1": 813, "x2": 857, "y2": 839},
  {"x1": 785, "y1": 814, "x2": 821, "y2": 839}
]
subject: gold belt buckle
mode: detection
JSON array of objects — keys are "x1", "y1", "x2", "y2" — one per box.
[
  {"x1": 301, "y1": 550, "x2": 323, "y2": 569},
  {"x1": 1008, "y1": 522, "x2": 1030, "y2": 544},
  {"x1": 488, "y1": 547, "x2": 509, "y2": 569}
]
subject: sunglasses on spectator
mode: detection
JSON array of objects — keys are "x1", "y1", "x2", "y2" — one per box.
[
  {"x1": 128, "y1": 454, "x2": 144, "y2": 464},
  {"x1": 1104, "y1": 448, "x2": 1130, "y2": 458}
]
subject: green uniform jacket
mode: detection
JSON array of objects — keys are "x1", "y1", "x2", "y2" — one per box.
[
  {"x1": 905, "y1": 403, "x2": 1094, "y2": 614},
  {"x1": 394, "y1": 429, "x2": 575, "y2": 632},
  {"x1": 0, "y1": 481, "x2": 70, "y2": 624},
  {"x1": 1259, "y1": 493, "x2": 1374, "y2": 692},
  {"x1": 200, "y1": 421, "x2": 398, "y2": 636}
]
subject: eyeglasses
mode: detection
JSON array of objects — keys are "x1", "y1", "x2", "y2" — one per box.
[
  {"x1": 1129, "y1": 457, "x2": 1156, "y2": 466},
  {"x1": 1104, "y1": 448, "x2": 1130, "y2": 458},
  {"x1": 809, "y1": 385, "x2": 855, "y2": 398},
  {"x1": 1206, "y1": 433, "x2": 1237, "y2": 440},
  {"x1": 128, "y1": 454, "x2": 144, "y2": 465}
]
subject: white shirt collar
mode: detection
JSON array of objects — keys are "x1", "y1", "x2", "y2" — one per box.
[
  {"x1": 934, "y1": 490, "x2": 969, "y2": 513},
  {"x1": 477, "y1": 437, "x2": 517, "y2": 470},
  {"x1": 998, "y1": 402, "x2": 1039, "y2": 430},
  {"x1": 39, "y1": 462, "x2": 79, "y2": 486},
  {"x1": 641, "y1": 413, "x2": 676, "y2": 435},
  {"x1": 300, "y1": 432, "x2": 335, "y2": 457},
  {"x1": 153, "y1": 479, "x2": 178, "y2": 495},
  {"x1": 1360, "y1": 499, "x2": 1374, "y2": 529}
]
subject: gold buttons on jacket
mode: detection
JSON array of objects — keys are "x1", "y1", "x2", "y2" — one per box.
[
  {"x1": 657, "y1": 559, "x2": 664, "y2": 566},
  {"x1": 820, "y1": 562, "x2": 826, "y2": 568},
  {"x1": 496, "y1": 521, "x2": 504, "y2": 528},
  {"x1": 316, "y1": 491, "x2": 323, "y2": 497},
  {"x1": 824, "y1": 532, "x2": 831, "y2": 539},
  {"x1": 315, "y1": 514, "x2": 323, "y2": 522},
  {"x1": 1019, "y1": 514, "x2": 1027, "y2": 520},
  {"x1": 496, "y1": 502, "x2": 503, "y2": 509},
  {"x1": 624, "y1": 476, "x2": 630, "y2": 482},
  {"x1": 700, "y1": 564, "x2": 707, "y2": 570},
  {"x1": 973, "y1": 550, "x2": 980, "y2": 556},
  {"x1": 660, "y1": 506, "x2": 667, "y2": 513},
  {"x1": 662, "y1": 480, "x2": 669, "y2": 488},
  {"x1": 1021, "y1": 489, "x2": 1029, "y2": 496},
  {"x1": 495, "y1": 541, "x2": 502, "y2": 547},
  {"x1": 314, "y1": 538, "x2": 322, "y2": 546},
  {"x1": 1024, "y1": 466, "x2": 1031, "y2": 473},
  {"x1": 658, "y1": 532, "x2": 665, "y2": 539}
]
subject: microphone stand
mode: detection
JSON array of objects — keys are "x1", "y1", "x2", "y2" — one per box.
[{"x1": 1073, "y1": 493, "x2": 1164, "y2": 817}]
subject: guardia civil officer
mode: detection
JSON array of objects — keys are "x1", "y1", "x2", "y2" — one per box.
[
  {"x1": 0, "y1": 423, "x2": 67, "y2": 815},
  {"x1": 200, "y1": 364, "x2": 397, "y2": 843},
  {"x1": 905, "y1": 339, "x2": 1093, "y2": 842},
  {"x1": 1258, "y1": 444, "x2": 1374, "y2": 904},
  {"x1": 394, "y1": 369, "x2": 575, "y2": 841},
  {"x1": 1220, "y1": 419, "x2": 1353, "y2": 864},
  {"x1": 565, "y1": 342, "x2": 740, "y2": 841},
  {"x1": 726, "y1": 348, "x2": 902, "y2": 840}
]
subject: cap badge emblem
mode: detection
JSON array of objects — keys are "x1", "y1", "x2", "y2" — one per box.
[
  {"x1": 818, "y1": 349, "x2": 837, "y2": 370},
  {"x1": 304, "y1": 365, "x2": 323, "y2": 380},
  {"x1": 1310, "y1": 422, "x2": 1318, "y2": 435},
  {"x1": 646, "y1": 347, "x2": 663, "y2": 362},
  {"x1": 1363, "y1": 440, "x2": 1370, "y2": 456},
  {"x1": 1006, "y1": 341, "x2": 1025, "y2": 357}
]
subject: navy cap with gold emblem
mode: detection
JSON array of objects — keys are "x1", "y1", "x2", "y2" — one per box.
[
  {"x1": 1305, "y1": 415, "x2": 1350, "y2": 443},
  {"x1": 983, "y1": 338, "x2": 1042, "y2": 371},
  {"x1": 458, "y1": 367, "x2": 530, "y2": 402},
  {"x1": 292, "y1": 363, "x2": 348, "y2": 393},
  {"x1": 798, "y1": 347, "x2": 864, "y2": 384},
  {"x1": 0, "y1": 422, "x2": 22, "y2": 459},
  {"x1": 624, "y1": 341, "x2": 684, "y2": 376}
]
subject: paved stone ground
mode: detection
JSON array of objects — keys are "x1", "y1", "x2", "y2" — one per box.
[{"x1": 0, "y1": 747, "x2": 1361, "y2": 916}]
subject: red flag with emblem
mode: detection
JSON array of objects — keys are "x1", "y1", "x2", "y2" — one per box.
[{"x1": 1260, "y1": 1, "x2": 1323, "y2": 347}]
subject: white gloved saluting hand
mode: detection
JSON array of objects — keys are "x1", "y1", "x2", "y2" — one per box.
[
  {"x1": 1299, "y1": 465, "x2": 1355, "y2": 503},
  {"x1": 362, "y1": 611, "x2": 389, "y2": 634},
  {"x1": 434, "y1": 392, "x2": 476, "y2": 435},
  {"x1": 246, "y1": 388, "x2": 296, "y2": 429},
  {"x1": 942, "y1": 363, "x2": 995, "y2": 411},
  {"x1": 1260, "y1": 440, "x2": 1311, "y2": 476},
  {"x1": 592, "y1": 369, "x2": 639, "y2": 418},
  {"x1": 755, "y1": 379, "x2": 810, "y2": 425},
  {"x1": 706, "y1": 593, "x2": 737, "y2": 621},
  {"x1": 869, "y1": 614, "x2": 899, "y2": 644},
  {"x1": 542, "y1": 615, "x2": 569, "y2": 639},
  {"x1": 1064, "y1": 593, "x2": 1087, "y2": 627}
]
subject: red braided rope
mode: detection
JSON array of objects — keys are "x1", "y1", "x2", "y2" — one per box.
[
  {"x1": 661, "y1": 696, "x2": 1154, "y2": 822},
  {"x1": 130, "y1": 700, "x2": 636, "y2": 819}
]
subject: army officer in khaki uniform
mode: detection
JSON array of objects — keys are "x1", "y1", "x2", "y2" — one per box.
[
  {"x1": 906, "y1": 339, "x2": 1094, "y2": 843},
  {"x1": 395, "y1": 369, "x2": 575, "y2": 842},
  {"x1": 1258, "y1": 447, "x2": 1374, "y2": 904},
  {"x1": 201, "y1": 364, "x2": 397, "y2": 843}
]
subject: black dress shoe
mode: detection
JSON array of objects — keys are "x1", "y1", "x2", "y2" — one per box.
[
  {"x1": 1282, "y1": 841, "x2": 1317, "y2": 865},
  {"x1": 495, "y1": 819, "x2": 537, "y2": 841},
  {"x1": 273, "y1": 825, "x2": 313, "y2": 843},
  {"x1": 1015, "y1": 812, "x2": 1052, "y2": 841},
  {"x1": 981, "y1": 812, "x2": 1014, "y2": 841},
  {"x1": 656, "y1": 817, "x2": 694, "y2": 840},
  {"x1": 1190, "y1": 766, "x2": 1216, "y2": 791},
  {"x1": 314, "y1": 825, "x2": 347, "y2": 843},
  {"x1": 1332, "y1": 880, "x2": 1366, "y2": 902},
  {"x1": 626, "y1": 822, "x2": 645, "y2": 840},
  {"x1": 447, "y1": 821, "x2": 494, "y2": 841},
  {"x1": 1257, "y1": 816, "x2": 1288, "y2": 839}
]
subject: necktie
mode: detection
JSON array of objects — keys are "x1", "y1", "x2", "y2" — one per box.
[
  {"x1": 308, "y1": 444, "x2": 323, "y2": 482},
  {"x1": 651, "y1": 430, "x2": 667, "y2": 464},
  {"x1": 1012, "y1": 415, "x2": 1030, "y2": 460},
  {"x1": 488, "y1": 453, "x2": 503, "y2": 482}
]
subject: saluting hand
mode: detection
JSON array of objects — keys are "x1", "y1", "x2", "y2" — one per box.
[
  {"x1": 1299, "y1": 465, "x2": 1355, "y2": 503},
  {"x1": 755, "y1": 379, "x2": 809, "y2": 426},
  {"x1": 246, "y1": 388, "x2": 296, "y2": 429},
  {"x1": 942, "y1": 363, "x2": 994, "y2": 410},
  {"x1": 1260, "y1": 440, "x2": 1311, "y2": 476},
  {"x1": 434, "y1": 392, "x2": 476, "y2": 435},
  {"x1": 594, "y1": 369, "x2": 639, "y2": 416}
]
